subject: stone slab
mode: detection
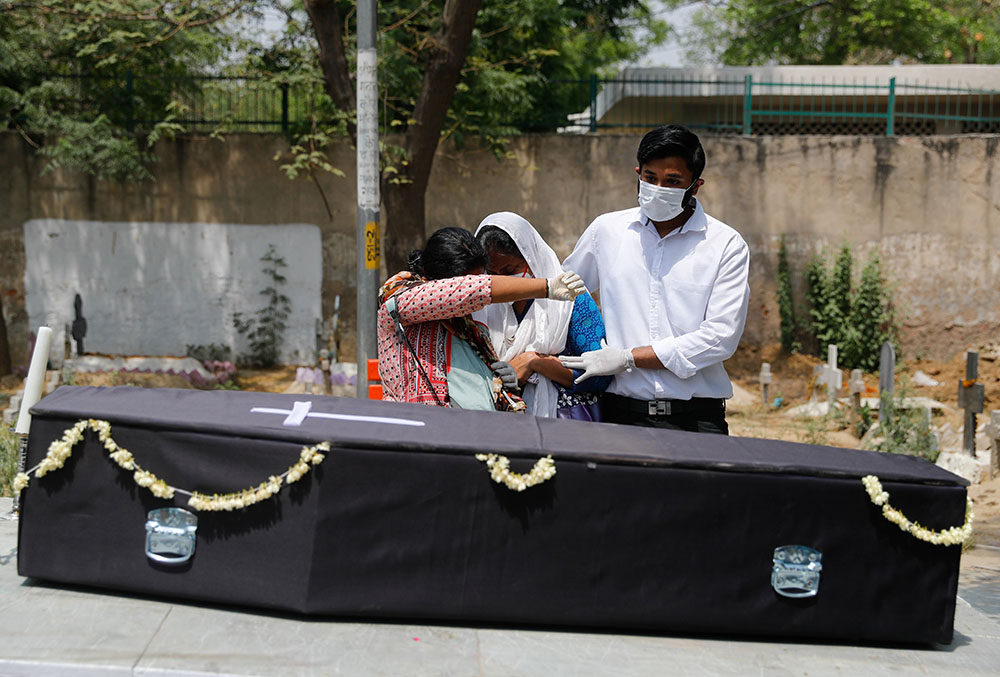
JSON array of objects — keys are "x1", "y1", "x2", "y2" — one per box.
[
  {"x1": 938, "y1": 449, "x2": 997, "y2": 484},
  {"x1": 66, "y1": 356, "x2": 214, "y2": 381},
  {"x1": 860, "y1": 396, "x2": 949, "y2": 412}
]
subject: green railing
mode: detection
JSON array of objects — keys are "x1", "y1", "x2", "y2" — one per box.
[
  {"x1": 50, "y1": 73, "x2": 326, "y2": 134},
  {"x1": 555, "y1": 74, "x2": 1000, "y2": 136},
  {"x1": 48, "y1": 72, "x2": 1000, "y2": 136}
]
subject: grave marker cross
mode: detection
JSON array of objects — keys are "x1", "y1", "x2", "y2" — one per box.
[
  {"x1": 847, "y1": 368, "x2": 866, "y2": 429},
  {"x1": 879, "y1": 342, "x2": 895, "y2": 424},
  {"x1": 71, "y1": 293, "x2": 87, "y2": 356},
  {"x1": 759, "y1": 362, "x2": 772, "y2": 405},
  {"x1": 957, "y1": 351, "x2": 985, "y2": 457},
  {"x1": 821, "y1": 345, "x2": 843, "y2": 406}
]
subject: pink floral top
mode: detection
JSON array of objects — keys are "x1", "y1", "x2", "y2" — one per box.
[{"x1": 376, "y1": 274, "x2": 493, "y2": 406}]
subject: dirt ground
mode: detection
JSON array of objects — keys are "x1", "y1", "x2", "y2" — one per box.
[
  {"x1": 2, "y1": 345, "x2": 998, "y2": 545},
  {"x1": 723, "y1": 342, "x2": 1000, "y2": 546}
]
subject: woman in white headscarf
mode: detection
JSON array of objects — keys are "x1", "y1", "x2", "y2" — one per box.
[{"x1": 474, "y1": 212, "x2": 610, "y2": 419}]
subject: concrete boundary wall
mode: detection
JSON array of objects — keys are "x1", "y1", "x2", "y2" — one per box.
[
  {"x1": 22, "y1": 220, "x2": 321, "y2": 366},
  {"x1": 1, "y1": 132, "x2": 997, "y2": 365}
]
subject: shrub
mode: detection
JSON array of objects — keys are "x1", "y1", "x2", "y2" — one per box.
[
  {"x1": 233, "y1": 245, "x2": 291, "y2": 368},
  {"x1": 841, "y1": 252, "x2": 898, "y2": 372},
  {"x1": 776, "y1": 234, "x2": 800, "y2": 353},
  {"x1": 801, "y1": 243, "x2": 898, "y2": 371},
  {"x1": 1, "y1": 425, "x2": 19, "y2": 497},
  {"x1": 870, "y1": 392, "x2": 937, "y2": 463}
]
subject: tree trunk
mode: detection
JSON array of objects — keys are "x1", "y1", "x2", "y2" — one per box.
[
  {"x1": 303, "y1": 0, "x2": 356, "y2": 127},
  {"x1": 383, "y1": 180, "x2": 428, "y2": 275},
  {"x1": 304, "y1": 0, "x2": 483, "y2": 275},
  {"x1": 0, "y1": 294, "x2": 10, "y2": 376},
  {"x1": 383, "y1": 0, "x2": 482, "y2": 273}
]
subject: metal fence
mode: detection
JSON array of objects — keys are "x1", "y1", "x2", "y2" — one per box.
[
  {"x1": 53, "y1": 73, "x2": 326, "y2": 134},
  {"x1": 54, "y1": 72, "x2": 1000, "y2": 136},
  {"x1": 556, "y1": 74, "x2": 1000, "y2": 136}
]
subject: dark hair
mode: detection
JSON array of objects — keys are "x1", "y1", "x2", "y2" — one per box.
[
  {"x1": 476, "y1": 225, "x2": 524, "y2": 261},
  {"x1": 407, "y1": 227, "x2": 487, "y2": 279},
  {"x1": 636, "y1": 125, "x2": 706, "y2": 182}
]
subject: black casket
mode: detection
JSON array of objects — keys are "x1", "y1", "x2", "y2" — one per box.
[{"x1": 18, "y1": 386, "x2": 968, "y2": 644}]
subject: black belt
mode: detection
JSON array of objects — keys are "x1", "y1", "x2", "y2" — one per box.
[{"x1": 603, "y1": 393, "x2": 725, "y2": 417}]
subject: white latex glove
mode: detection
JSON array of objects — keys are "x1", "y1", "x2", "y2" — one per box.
[
  {"x1": 490, "y1": 361, "x2": 518, "y2": 389},
  {"x1": 559, "y1": 339, "x2": 635, "y2": 384},
  {"x1": 546, "y1": 271, "x2": 587, "y2": 301}
]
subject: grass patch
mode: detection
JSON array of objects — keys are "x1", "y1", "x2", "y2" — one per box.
[{"x1": 1, "y1": 424, "x2": 19, "y2": 497}]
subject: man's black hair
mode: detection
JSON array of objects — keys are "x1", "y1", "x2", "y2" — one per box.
[
  {"x1": 636, "y1": 124, "x2": 706, "y2": 182},
  {"x1": 407, "y1": 227, "x2": 487, "y2": 279},
  {"x1": 476, "y1": 225, "x2": 524, "y2": 261}
]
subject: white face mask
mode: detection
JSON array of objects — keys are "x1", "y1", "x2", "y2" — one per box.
[{"x1": 637, "y1": 180, "x2": 695, "y2": 222}]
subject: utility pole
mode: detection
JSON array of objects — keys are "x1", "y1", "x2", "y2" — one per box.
[{"x1": 355, "y1": 0, "x2": 380, "y2": 398}]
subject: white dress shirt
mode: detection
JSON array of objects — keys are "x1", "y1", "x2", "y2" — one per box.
[{"x1": 562, "y1": 200, "x2": 750, "y2": 400}]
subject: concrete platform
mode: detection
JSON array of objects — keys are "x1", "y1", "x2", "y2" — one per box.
[{"x1": 2, "y1": 497, "x2": 999, "y2": 676}]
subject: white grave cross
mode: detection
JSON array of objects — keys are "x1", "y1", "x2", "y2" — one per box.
[
  {"x1": 821, "y1": 344, "x2": 843, "y2": 405},
  {"x1": 848, "y1": 369, "x2": 864, "y2": 400}
]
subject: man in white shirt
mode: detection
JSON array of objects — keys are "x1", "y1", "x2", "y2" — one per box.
[{"x1": 560, "y1": 125, "x2": 750, "y2": 434}]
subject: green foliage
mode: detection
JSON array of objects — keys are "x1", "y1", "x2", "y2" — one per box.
[
  {"x1": 853, "y1": 401, "x2": 875, "y2": 439},
  {"x1": 60, "y1": 365, "x2": 76, "y2": 386},
  {"x1": 686, "y1": 0, "x2": 1000, "y2": 65},
  {"x1": 831, "y1": 245, "x2": 853, "y2": 322},
  {"x1": 452, "y1": 0, "x2": 668, "y2": 138},
  {"x1": 802, "y1": 245, "x2": 898, "y2": 371},
  {"x1": 804, "y1": 253, "x2": 838, "y2": 351},
  {"x1": 842, "y1": 253, "x2": 899, "y2": 372},
  {"x1": 800, "y1": 416, "x2": 829, "y2": 446},
  {"x1": 776, "y1": 234, "x2": 800, "y2": 353},
  {"x1": 186, "y1": 343, "x2": 233, "y2": 363},
  {"x1": 0, "y1": 424, "x2": 17, "y2": 497},
  {"x1": 1, "y1": 1, "x2": 246, "y2": 181},
  {"x1": 233, "y1": 245, "x2": 291, "y2": 368},
  {"x1": 253, "y1": 1, "x2": 666, "y2": 162},
  {"x1": 871, "y1": 392, "x2": 938, "y2": 463}
]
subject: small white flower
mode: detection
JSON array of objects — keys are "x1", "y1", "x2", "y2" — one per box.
[{"x1": 12, "y1": 472, "x2": 30, "y2": 494}]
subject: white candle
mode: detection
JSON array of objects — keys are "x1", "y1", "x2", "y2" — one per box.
[{"x1": 15, "y1": 326, "x2": 53, "y2": 435}]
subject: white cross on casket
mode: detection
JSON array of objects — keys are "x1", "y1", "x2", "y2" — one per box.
[{"x1": 250, "y1": 400, "x2": 425, "y2": 427}]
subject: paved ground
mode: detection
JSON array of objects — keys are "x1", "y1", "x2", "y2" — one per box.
[{"x1": 1, "y1": 497, "x2": 999, "y2": 676}]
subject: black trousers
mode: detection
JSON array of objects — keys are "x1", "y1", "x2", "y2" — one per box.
[{"x1": 602, "y1": 394, "x2": 729, "y2": 435}]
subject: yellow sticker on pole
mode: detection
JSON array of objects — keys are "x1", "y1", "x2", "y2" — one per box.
[{"x1": 364, "y1": 221, "x2": 380, "y2": 270}]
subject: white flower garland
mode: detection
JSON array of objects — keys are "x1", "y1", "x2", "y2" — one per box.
[
  {"x1": 13, "y1": 418, "x2": 329, "y2": 512},
  {"x1": 862, "y1": 474, "x2": 974, "y2": 546},
  {"x1": 475, "y1": 453, "x2": 556, "y2": 491}
]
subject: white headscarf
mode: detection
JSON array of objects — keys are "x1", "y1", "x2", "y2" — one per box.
[{"x1": 473, "y1": 212, "x2": 574, "y2": 418}]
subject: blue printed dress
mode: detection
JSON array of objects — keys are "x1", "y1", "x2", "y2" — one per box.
[{"x1": 513, "y1": 292, "x2": 610, "y2": 419}]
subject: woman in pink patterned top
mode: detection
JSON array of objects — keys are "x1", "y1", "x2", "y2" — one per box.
[{"x1": 377, "y1": 227, "x2": 585, "y2": 411}]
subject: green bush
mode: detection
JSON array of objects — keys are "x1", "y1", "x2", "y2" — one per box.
[
  {"x1": 233, "y1": 245, "x2": 291, "y2": 368},
  {"x1": 804, "y1": 253, "x2": 838, "y2": 351},
  {"x1": 1, "y1": 425, "x2": 19, "y2": 497},
  {"x1": 801, "y1": 243, "x2": 898, "y2": 371},
  {"x1": 830, "y1": 244, "x2": 853, "y2": 329},
  {"x1": 776, "y1": 234, "x2": 800, "y2": 353},
  {"x1": 842, "y1": 253, "x2": 898, "y2": 372},
  {"x1": 186, "y1": 343, "x2": 233, "y2": 363},
  {"x1": 871, "y1": 392, "x2": 937, "y2": 463}
]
